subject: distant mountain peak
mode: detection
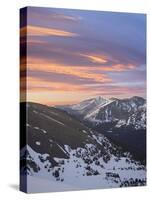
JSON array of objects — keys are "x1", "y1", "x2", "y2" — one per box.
[
  {"x1": 94, "y1": 96, "x2": 107, "y2": 102},
  {"x1": 109, "y1": 97, "x2": 119, "y2": 101},
  {"x1": 68, "y1": 96, "x2": 109, "y2": 116},
  {"x1": 59, "y1": 95, "x2": 146, "y2": 130}
]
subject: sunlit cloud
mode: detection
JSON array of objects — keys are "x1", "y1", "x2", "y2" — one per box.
[
  {"x1": 87, "y1": 64, "x2": 136, "y2": 72},
  {"x1": 20, "y1": 25, "x2": 78, "y2": 37},
  {"x1": 20, "y1": 7, "x2": 146, "y2": 105},
  {"x1": 22, "y1": 38, "x2": 138, "y2": 71},
  {"x1": 25, "y1": 77, "x2": 92, "y2": 92},
  {"x1": 80, "y1": 54, "x2": 108, "y2": 64},
  {"x1": 26, "y1": 55, "x2": 135, "y2": 75},
  {"x1": 26, "y1": 57, "x2": 112, "y2": 83},
  {"x1": 49, "y1": 13, "x2": 82, "y2": 22}
]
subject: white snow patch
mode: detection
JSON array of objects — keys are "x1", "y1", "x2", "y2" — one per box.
[
  {"x1": 116, "y1": 120, "x2": 126, "y2": 128},
  {"x1": 82, "y1": 130, "x2": 87, "y2": 134},
  {"x1": 34, "y1": 127, "x2": 40, "y2": 130},
  {"x1": 41, "y1": 129, "x2": 47, "y2": 133},
  {"x1": 33, "y1": 110, "x2": 38, "y2": 114},
  {"x1": 36, "y1": 141, "x2": 41, "y2": 146}
]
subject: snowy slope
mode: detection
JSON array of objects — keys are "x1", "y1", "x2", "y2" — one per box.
[
  {"x1": 20, "y1": 102, "x2": 146, "y2": 193},
  {"x1": 21, "y1": 137, "x2": 146, "y2": 193}
]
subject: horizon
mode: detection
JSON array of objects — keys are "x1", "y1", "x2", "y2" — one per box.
[
  {"x1": 20, "y1": 7, "x2": 146, "y2": 105},
  {"x1": 22, "y1": 95, "x2": 146, "y2": 106}
]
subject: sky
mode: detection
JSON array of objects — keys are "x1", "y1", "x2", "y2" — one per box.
[{"x1": 20, "y1": 7, "x2": 146, "y2": 105}]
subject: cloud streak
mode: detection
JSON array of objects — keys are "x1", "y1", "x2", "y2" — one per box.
[
  {"x1": 80, "y1": 54, "x2": 108, "y2": 64},
  {"x1": 27, "y1": 7, "x2": 82, "y2": 23},
  {"x1": 20, "y1": 7, "x2": 146, "y2": 105},
  {"x1": 26, "y1": 57, "x2": 112, "y2": 83},
  {"x1": 21, "y1": 25, "x2": 78, "y2": 37}
]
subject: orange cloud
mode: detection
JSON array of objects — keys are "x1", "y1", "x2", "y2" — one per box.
[
  {"x1": 27, "y1": 57, "x2": 111, "y2": 83},
  {"x1": 83, "y1": 64, "x2": 135, "y2": 72},
  {"x1": 80, "y1": 54, "x2": 108, "y2": 64},
  {"x1": 20, "y1": 25, "x2": 78, "y2": 37},
  {"x1": 102, "y1": 64, "x2": 135, "y2": 71},
  {"x1": 26, "y1": 77, "x2": 91, "y2": 92},
  {"x1": 21, "y1": 38, "x2": 48, "y2": 45}
]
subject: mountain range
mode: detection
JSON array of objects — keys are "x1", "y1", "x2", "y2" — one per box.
[
  {"x1": 20, "y1": 96, "x2": 146, "y2": 192},
  {"x1": 58, "y1": 96, "x2": 146, "y2": 163},
  {"x1": 59, "y1": 96, "x2": 146, "y2": 129}
]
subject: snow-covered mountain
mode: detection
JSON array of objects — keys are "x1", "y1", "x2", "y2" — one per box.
[
  {"x1": 58, "y1": 96, "x2": 110, "y2": 119},
  {"x1": 69, "y1": 96, "x2": 110, "y2": 116},
  {"x1": 60, "y1": 96, "x2": 146, "y2": 130},
  {"x1": 58, "y1": 96, "x2": 146, "y2": 163},
  {"x1": 20, "y1": 102, "x2": 146, "y2": 193}
]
